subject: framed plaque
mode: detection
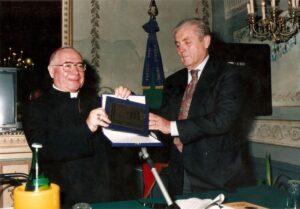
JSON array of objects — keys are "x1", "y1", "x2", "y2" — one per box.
[{"x1": 105, "y1": 96, "x2": 149, "y2": 136}]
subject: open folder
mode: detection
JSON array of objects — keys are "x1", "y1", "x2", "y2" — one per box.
[{"x1": 102, "y1": 94, "x2": 162, "y2": 147}]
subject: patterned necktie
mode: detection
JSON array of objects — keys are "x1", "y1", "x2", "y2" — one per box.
[{"x1": 174, "y1": 70, "x2": 199, "y2": 152}]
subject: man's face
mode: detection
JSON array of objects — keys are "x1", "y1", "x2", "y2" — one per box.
[
  {"x1": 48, "y1": 48, "x2": 85, "y2": 92},
  {"x1": 175, "y1": 24, "x2": 210, "y2": 70}
]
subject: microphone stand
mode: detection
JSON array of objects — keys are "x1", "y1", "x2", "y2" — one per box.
[{"x1": 139, "y1": 147, "x2": 180, "y2": 209}]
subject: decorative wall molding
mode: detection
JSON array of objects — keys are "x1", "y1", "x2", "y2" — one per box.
[
  {"x1": 249, "y1": 119, "x2": 300, "y2": 148},
  {"x1": 0, "y1": 132, "x2": 31, "y2": 208},
  {"x1": 0, "y1": 132, "x2": 31, "y2": 155},
  {"x1": 233, "y1": 25, "x2": 249, "y2": 42},
  {"x1": 224, "y1": 0, "x2": 247, "y2": 20},
  {"x1": 233, "y1": 25, "x2": 298, "y2": 62},
  {"x1": 195, "y1": 0, "x2": 211, "y2": 27},
  {"x1": 62, "y1": 0, "x2": 73, "y2": 46},
  {"x1": 234, "y1": 26, "x2": 300, "y2": 106},
  {"x1": 90, "y1": 0, "x2": 100, "y2": 70},
  {"x1": 270, "y1": 36, "x2": 297, "y2": 62},
  {"x1": 272, "y1": 92, "x2": 300, "y2": 106},
  {"x1": 0, "y1": 132, "x2": 26, "y2": 146}
]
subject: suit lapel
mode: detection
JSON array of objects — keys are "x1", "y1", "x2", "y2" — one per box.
[
  {"x1": 176, "y1": 69, "x2": 189, "y2": 116},
  {"x1": 190, "y1": 58, "x2": 219, "y2": 109},
  {"x1": 171, "y1": 60, "x2": 220, "y2": 118}
]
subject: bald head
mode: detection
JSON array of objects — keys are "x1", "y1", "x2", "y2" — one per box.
[
  {"x1": 49, "y1": 47, "x2": 83, "y2": 65},
  {"x1": 48, "y1": 47, "x2": 85, "y2": 92}
]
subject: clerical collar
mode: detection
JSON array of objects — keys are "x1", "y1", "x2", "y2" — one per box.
[{"x1": 52, "y1": 84, "x2": 79, "y2": 98}]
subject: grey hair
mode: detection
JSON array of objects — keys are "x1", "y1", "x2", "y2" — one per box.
[
  {"x1": 173, "y1": 17, "x2": 210, "y2": 38},
  {"x1": 48, "y1": 46, "x2": 83, "y2": 64}
]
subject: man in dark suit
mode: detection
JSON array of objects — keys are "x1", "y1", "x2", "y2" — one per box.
[{"x1": 149, "y1": 18, "x2": 246, "y2": 196}]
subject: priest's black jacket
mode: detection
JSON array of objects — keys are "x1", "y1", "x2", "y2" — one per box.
[{"x1": 22, "y1": 88, "x2": 139, "y2": 209}]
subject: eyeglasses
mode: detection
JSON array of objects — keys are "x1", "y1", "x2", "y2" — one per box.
[{"x1": 50, "y1": 62, "x2": 86, "y2": 72}]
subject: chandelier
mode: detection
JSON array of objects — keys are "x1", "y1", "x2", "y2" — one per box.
[{"x1": 247, "y1": 0, "x2": 300, "y2": 43}]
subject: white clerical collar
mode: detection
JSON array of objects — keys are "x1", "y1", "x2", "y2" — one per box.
[{"x1": 52, "y1": 84, "x2": 79, "y2": 98}]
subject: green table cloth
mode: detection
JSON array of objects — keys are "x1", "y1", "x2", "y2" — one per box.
[{"x1": 91, "y1": 185, "x2": 288, "y2": 209}]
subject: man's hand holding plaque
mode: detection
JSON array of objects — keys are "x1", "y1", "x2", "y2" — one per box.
[{"x1": 102, "y1": 94, "x2": 161, "y2": 147}]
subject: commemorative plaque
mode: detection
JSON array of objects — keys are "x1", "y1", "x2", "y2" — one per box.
[{"x1": 105, "y1": 96, "x2": 149, "y2": 136}]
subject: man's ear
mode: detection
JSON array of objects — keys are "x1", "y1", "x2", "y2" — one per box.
[
  {"x1": 203, "y1": 35, "x2": 211, "y2": 49},
  {"x1": 48, "y1": 66, "x2": 54, "y2": 78}
]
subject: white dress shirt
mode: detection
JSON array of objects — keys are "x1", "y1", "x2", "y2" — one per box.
[{"x1": 170, "y1": 55, "x2": 209, "y2": 136}]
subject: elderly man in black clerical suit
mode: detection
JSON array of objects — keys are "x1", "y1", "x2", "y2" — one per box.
[
  {"x1": 22, "y1": 47, "x2": 138, "y2": 209},
  {"x1": 149, "y1": 18, "x2": 247, "y2": 196}
]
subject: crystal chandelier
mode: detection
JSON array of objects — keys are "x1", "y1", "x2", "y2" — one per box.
[{"x1": 247, "y1": 0, "x2": 300, "y2": 43}]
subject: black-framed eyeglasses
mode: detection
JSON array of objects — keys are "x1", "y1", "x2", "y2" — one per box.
[{"x1": 50, "y1": 62, "x2": 86, "y2": 72}]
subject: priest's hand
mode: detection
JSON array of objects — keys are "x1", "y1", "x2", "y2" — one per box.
[
  {"x1": 114, "y1": 86, "x2": 131, "y2": 99},
  {"x1": 86, "y1": 108, "x2": 111, "y2": 132}
]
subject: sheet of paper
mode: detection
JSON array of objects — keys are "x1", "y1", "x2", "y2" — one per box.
[
  {"x1": 102, "y1": 94, "x2": 162, "y2": 147},
  {"x1": 175, "y1": 196, "x2": 234, "y2": 209}
]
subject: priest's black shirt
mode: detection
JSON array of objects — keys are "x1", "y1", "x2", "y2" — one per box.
[{"x1": 22, "y1": 88, "x2": 139, "y2": 208}]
